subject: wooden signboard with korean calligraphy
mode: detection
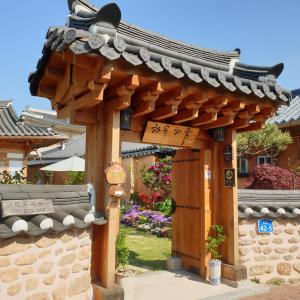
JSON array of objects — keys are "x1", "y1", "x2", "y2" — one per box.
[
  {"x1": 105, "y1": 162, "x2": 127, "y2": 185},
  {"x1": 142, "y1": 121, "x2": 199, "y2": 147},
  {"x1": 1, "y1": 199, "x2": 54, "y2": 217}
]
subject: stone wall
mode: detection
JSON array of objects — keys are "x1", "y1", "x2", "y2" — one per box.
[
  {"x1": 0, "y1": 228, "x2": 93, "y2": 300},
  {"x1": 239, "y1": 219, "x2": 300, "y2": 284}
]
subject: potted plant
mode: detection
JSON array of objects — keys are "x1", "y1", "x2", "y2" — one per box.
[
  {"x1": 115, "y1": 230, "x2": 135, "y2": 300},
  {"x1": 206, "y1": 224, "x2": 226, "y2": 285}
]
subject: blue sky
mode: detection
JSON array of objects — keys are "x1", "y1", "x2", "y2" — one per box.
[{"x1": 0, "y1": 0, "x2": 299, "y2": 114}]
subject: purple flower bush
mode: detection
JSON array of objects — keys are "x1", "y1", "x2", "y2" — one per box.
[{"x1": 121, "y1": 205, "x2": 171, "y2": 226}]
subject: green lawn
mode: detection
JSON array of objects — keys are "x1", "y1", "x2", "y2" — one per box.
[{"x1": 121, "y1": 226, "x2": 171, "y2": 270}]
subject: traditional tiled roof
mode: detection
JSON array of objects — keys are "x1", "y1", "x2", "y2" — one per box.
[
  {"x1": 29, "y1": 1, "x2": 291, "y2": 104},
  {"x1": 122, "y1": 142, "x2": 176, "y2": 158},
  {"x1": 0, "y1": 101, "x2": 58, "y2": 137},
  {"x1": 29, "y1": 136, "x2": 174, "y2": 166},
  {"x1": 270, "y1": 89, "x2": 300, "y2": 126},
  {"x1": 238, "y1": 189, "x2": 300, "y2": 219},
  {"x1": 20, "y1": 107, "x2": 85, "y2": 133},
  {"x1": 0, "y1": 184, "x2": 106, "y2": 239}
]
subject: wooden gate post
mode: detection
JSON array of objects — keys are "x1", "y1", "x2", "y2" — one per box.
[
  {"x1": 85, "y1": 103, "x2": 121, "y2": 290},
  {"x1": 217, "y1": 129, "x2": 239, "y2": 266},
  {"x1": 199, "y1": 148, "x2": 212, "y2": 280}
]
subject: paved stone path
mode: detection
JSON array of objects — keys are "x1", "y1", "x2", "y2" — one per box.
[{"x1": 241, "y1": 284, "x2": 300, "y2": 300}]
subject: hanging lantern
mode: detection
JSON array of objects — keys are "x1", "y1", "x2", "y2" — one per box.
[
  {"x1": 209, "y1": 127, "x2": 225, "y2": 142},
  {"x1": 120, "y1": 107, "x2": 133, "y2": 130}
]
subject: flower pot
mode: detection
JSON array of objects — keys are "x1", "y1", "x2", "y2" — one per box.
[
  {"x1": 208, "y1": 259, "x2": 221, "y2": 285},
  {"x1": 116, "y1": 269, "x2": 135, "y2": 300},
  {"x1": 167, "y1": 256, "x2": 182, "y2": 271}
]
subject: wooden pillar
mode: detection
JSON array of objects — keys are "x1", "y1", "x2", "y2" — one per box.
[
  {"x1": 199, "y1": 148, "x2": 212, "y2": 279},
  {"x1": 217, "y1": 129, "x2": 238, "y2": 266},
  {"x1": 86, "y1": 103, "x2": 121, "y2": 289}
]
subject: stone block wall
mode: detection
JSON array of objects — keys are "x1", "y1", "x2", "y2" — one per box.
[
  {"x1": 239, "y1": 219, "x2": 300, "y2": 284},
  {"x1": 0, "y1": 228, "x2": 93, "y2": 300}
]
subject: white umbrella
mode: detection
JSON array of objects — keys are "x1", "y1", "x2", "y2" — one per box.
[{"x1": 40, "y1": 156, "x2": 85, "y2": 172}]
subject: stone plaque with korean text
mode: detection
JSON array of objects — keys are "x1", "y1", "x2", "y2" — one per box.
[
  {"x1": 142, "y1": 121, "x2": 199, "y2": 147},
  {"x1": 1, "y1": 199, "x2": 54, "y2": 217}
]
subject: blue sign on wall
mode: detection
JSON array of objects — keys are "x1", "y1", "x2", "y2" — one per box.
[{"x1": 257, "y1": 219, "x2": 273, "y2": 233}]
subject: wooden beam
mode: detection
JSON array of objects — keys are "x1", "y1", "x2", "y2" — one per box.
[
  {"x1": 221, "y1": 108, "x2": 236, "y2": 117},
  {"x1": 200, "y1": 116, "x2": 235, "y2": 130},
  {"x1": 156, "y1": 87, "x2": 187, "y2": 106},
  {"x1": 171, "y1": 108, "x2": 199, "y2": 124},
  {"x1": 57, "y1": 83, "x2": 106, "y2": 119},
  {"x1": 120, "y1": 129, "x2": 142, "y2": 143},
  {"x1": 88, "y1": 103, "x2": 121, "y2": 289},
  {"x1": 105, "y1": 76, "x2": 140, "y2": 111},
  {"x1": 217, "y1": 129, "x2": 238, "y2": 266},
  {"x1": 237, "y1": 121, "x2": 265, "y2": 133},
  {"x1": 45, "y1": 66, "x2": 65, "y2": 81},
  {"x1": 53, "y1": 63, "x2": 71, "y2": 105},
  {"x1": 245, "y1": 104, "x2": 260, "y2": 114},
  {"x1": 181, "y1": 93, "x2": 209, "y2": 110},
  {"x1": 38, "y1": 86, "x2": 56, "y2": 99},
  {"x1": 252, "y1": 114, "x2": 265, "y2": 122},
  {"x1": 70, "y1": 109, "x2": 97, "y2": 125},
  {"x1": 190, "y1": 112, "x2": 218, "y2": 126},
  {"x1": 105, "y1": 75, "x2": 139, "y2": 99},
  {"x1": 238, "y1": 111, "x2": 252, "y2": 119},
  {"x1": 199, "y1": 149, "x2": 212, "y2": 280},
  {"x1": 229, "y1": 118, "x2": 250, "y2": 129},
  {"x1": 261, "y1": 107, "x2": 276, "y2": 117},
  {"x1": 228, "y1": 101, "x2": 245, "y2": 112},
  {"x1": 149, "y1": 105, "x2": 178, "y2": 120}
]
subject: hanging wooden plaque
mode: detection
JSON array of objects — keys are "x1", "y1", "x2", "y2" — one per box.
[
  {"x1": 1, "y1": 199, "x2": 54, "y2": 217},
  {"x1": 142, "y1": 121, "x2": 199, "y2": 147},
  {"x1": 105, "y1": 162, "x2": 126, "y2": 185}
]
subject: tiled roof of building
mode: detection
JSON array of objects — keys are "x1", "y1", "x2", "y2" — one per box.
[
  {"x1": 270, "y1": 89, "x2": 300, "y2": 126},
  {"x1": 0, "y1": 101, "x2": 58, "y2": 137},
  {"x1": 122, "y1": 142, "x2": 176, "y2": 158},
  {"x1": 20, "y1": 107, "x2": 85, "y2": 133},
  {"x1": 238, "y1": 189, "x2": 300, "y2": 219},
  {"x1": 29, "y1": 136, "x2": 174, "y2": 165},
  {"x1": 0, "y1": 184, "x2": 106, "y2": 239},
  {"x1": 29, "y1": 1, "x2": 291, "y2": 104}
]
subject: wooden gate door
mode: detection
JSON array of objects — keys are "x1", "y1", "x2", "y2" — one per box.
[{"x1": 172, "y1": 148, "x2": 212, "y2": 278}]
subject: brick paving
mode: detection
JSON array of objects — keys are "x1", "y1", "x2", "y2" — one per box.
[{"x1": 240, "y1": 284, "x2": 300, "y2": 300}]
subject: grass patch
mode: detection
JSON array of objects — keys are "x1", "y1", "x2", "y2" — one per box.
[{"x1": 121, "y1": 226, "x2": 171, "y2": 270}]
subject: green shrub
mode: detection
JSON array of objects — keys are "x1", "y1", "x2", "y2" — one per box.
[
  {"x1": 155, "y1": 197, "x2": 175, "y2": 216},
  {"x1": 65, "y1": 171, "x2": 84, "y2": 185},
  {"x1": 206, "y1": 225, "x2": 226, "y2": 260},
  {"x1": 116, "y1": 231, "x2": 129, "y2": 271}
]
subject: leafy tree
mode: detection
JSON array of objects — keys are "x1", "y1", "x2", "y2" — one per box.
[
  {"x1": 237, "y1": 124, "x2": 292, "y2": 160},
  {"x1": 0, "y1": 168, "x2": 28, "y2": 184}
]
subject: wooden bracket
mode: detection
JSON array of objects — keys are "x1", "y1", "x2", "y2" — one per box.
[
  {"x1": 237, "y1": 121, "x2": 265, "y2": 133},
  {"x1": 171, "y1": 108, "x2": 199, "y2": 124},
  {"x1": 190, "y1": 112, "x2": 218, "y2": 126},
  {"x1": 149, "y1": 105, "x2": 178, "y2": 120},
  {"x1": 200, "y1": 116, "x2": 235, "y2": 129},
  {"x1": 133, "y1": 81, "x2": 163, "y2": 117}
]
